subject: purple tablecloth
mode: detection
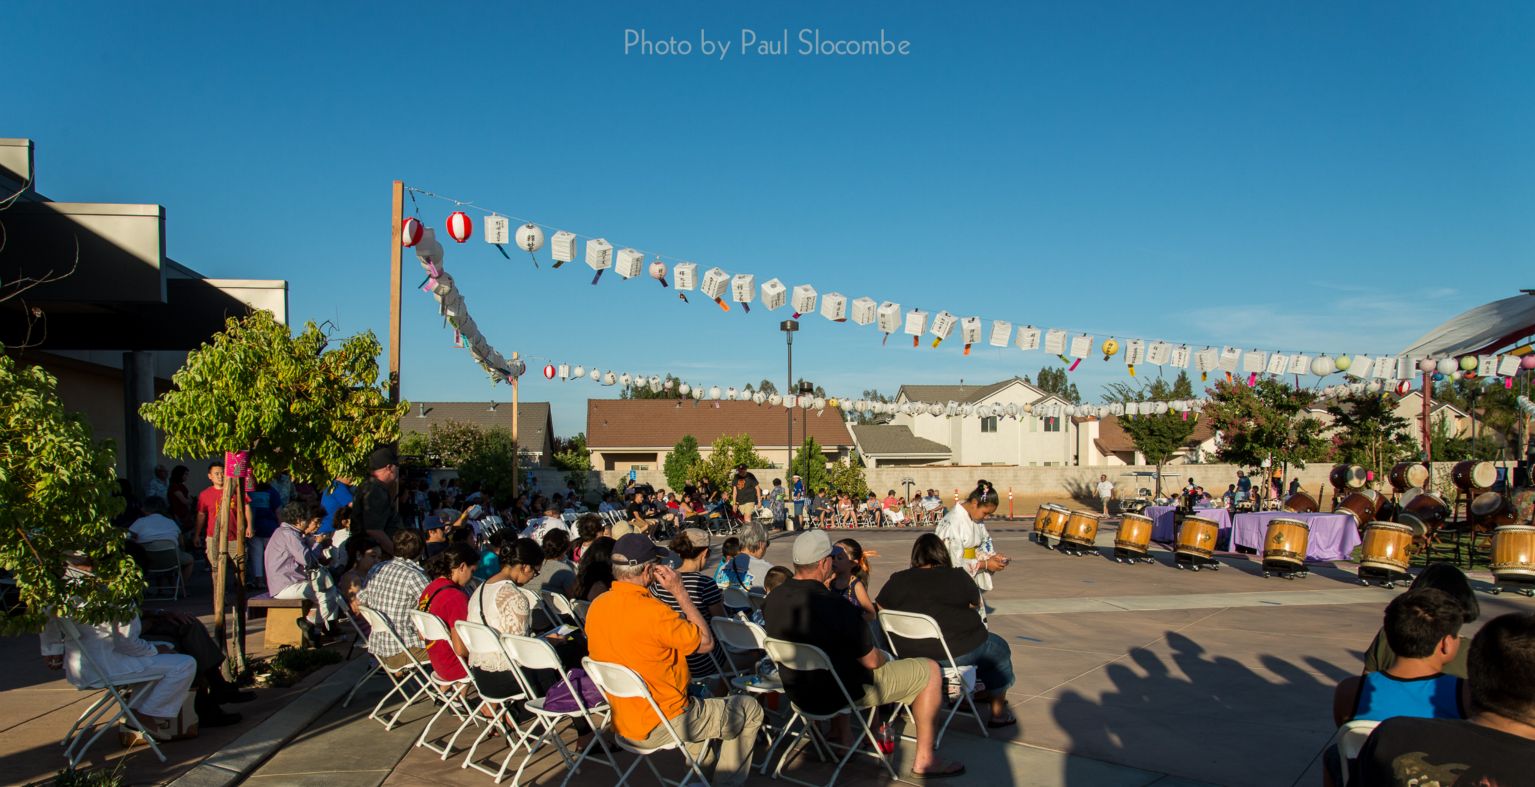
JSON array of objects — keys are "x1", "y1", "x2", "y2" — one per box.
[
  {"x1": 1230, "y1": 511, "x2": 1361, "y2": 562},
  {"x1": 1146, "y1": 506, "x2": 1231, "y2": 544}
]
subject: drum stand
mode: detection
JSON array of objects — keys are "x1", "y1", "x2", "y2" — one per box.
[
  {"x1": 1357, "y1": 565, "x2": 1407, "y2": 589},
  {"x1": 1059, "y1": 541, "x2": 1097, "y2": 557},
  {"x1": 1173, "y1": 554, "x2": 1221, "y2": 571},
  {"x1": 1488, "y1": 578, "x2": 1535, "y2": 598},
  {"x1": 1113, "y1": 547, "x2": 1155, "y2": 564},
  {"x1": 1261, "y1": 561, "x2": 1309, "y2": 580}
]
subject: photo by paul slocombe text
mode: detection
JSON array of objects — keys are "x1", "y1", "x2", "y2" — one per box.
[{"x1": 624, "y1": 29, "x2": 912, "y2": 59}]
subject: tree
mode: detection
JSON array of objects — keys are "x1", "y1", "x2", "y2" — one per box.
[
  {"x1": 755, "y1": 379, "x2": 778, "y2": 396},
  {"x1": 1, "y1": 347, "x2": 140, "y2": 634},
  {"x1": 849, "y1": 389, "x2": 894, "y2": 425},
  {"x1": 404, "y1": 420, "x2": 490, "y2": 468},
  {"x1": 690, "y1": 434, "x2": 776, "y2": 490},
  {"x1": 1327, "y1": 393, "x2": 1416, "y2": 479},
  {"x1": 551, "y1": 433, "x2": 593, "y2": 498},
  {"x1": 1204, "y1": 378, "x2": 1327, "y2": 473},
  {"x1": 792, "y1": 437, "x2": 831, "y2": 491},
  {"x1": 664, "y1": 435, "x2": 702, "y2": 490},
  {"x1": 1428, "y1": 414, "x2": 1504, "y2": 462},
  {"x1": 1426, "y1": 377, "x2": 1519, "y2": 455},
  {"x1": 1101, "y1": 372, "x2": 1199, "y2": 496},
  {"x1": 826, "y1": 458, "x2": 869, "y2": 499},
  {"x1": 457, "y1": 428, "x2": 527, "y2": 504},
  {"x1": 1028, "y1": 366, "x2": 1081, "y2": 404},
  {"x1": 140, "y1": 311, "x2": 405, "y2": 485},
  {"x1": 620, "y1": 374, "x2": 684, "y2": 400}
]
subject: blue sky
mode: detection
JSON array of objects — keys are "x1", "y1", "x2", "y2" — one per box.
[{"x1": 8, "y1": 1, "x2": 1533, "y2": 436}]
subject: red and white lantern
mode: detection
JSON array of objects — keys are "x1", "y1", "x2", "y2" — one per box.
[
  {"x1": 401, "y1": 217, "x2": 424, "y2": 247},
  {"x1": 543, "y1": 364, "x2": 556, "y2": 380},
  {"x1": 446, "y1": 211, "x2": 473, "y2": 243}
]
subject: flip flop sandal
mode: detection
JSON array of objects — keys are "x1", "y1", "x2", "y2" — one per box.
[{"x1": 910, "y1": 761, "x2": 966, "y2": 780}]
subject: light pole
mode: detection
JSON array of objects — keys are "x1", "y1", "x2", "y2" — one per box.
[{"x1": 781, "y1": 319, "x2": 799, "y2": 478}]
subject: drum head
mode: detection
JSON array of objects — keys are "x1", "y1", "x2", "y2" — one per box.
[
  {"x1": 1471, "y1": 492, "x2": 1504, "y2": 516},
  {"x1": 1395, "y1": 512, "x2": 1428, "y2": 538}
]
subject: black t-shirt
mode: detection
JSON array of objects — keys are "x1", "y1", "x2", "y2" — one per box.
[
  {"x1": 734, "y1": 473, "x2": 759, "y2": 504},
  {"x1": 626, "y1": 502, "x2": 648, "y2": 521},
  {"x1": 1356, "y1": 716, "x2": 1535, "y2": 786},
  {"x1": 764, "y1": 578, "x2": 873, "y2": 715},
  {"x1": 354, "y1": 478, "x2": 403, "y2": 536},
  {"x1": 874, "y1": 566, "x2": 987, "y2": 660}
]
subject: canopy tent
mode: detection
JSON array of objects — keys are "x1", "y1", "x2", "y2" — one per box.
[{"x1": 1398, "y1": 292, "x2": 1535, "y2": 358}]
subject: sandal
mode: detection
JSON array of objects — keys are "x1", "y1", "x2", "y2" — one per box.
[
  {"x1": 987, "y1": 713, "x2": 1018, "y2": 729},
  {"x1": 911, "y1": 760, "x2": 966, "y2": 780}
]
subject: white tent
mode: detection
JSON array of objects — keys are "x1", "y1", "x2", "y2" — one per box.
[{"x1": 1399, "y1": 293, "x2": 1535, "y2": 357}]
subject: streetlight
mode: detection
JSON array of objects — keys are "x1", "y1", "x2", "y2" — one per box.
[{"x1": 781, "y1": 319, "x2": 799, "y2": 479}]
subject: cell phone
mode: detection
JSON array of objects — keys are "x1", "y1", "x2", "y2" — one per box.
[{"x1": 549, "y1": 624, "x2": 579, "y2": 637}]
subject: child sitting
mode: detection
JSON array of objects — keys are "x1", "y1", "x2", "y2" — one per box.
[{"x1": 1333, "y1": 588, "x2": 1467, "y2": 726}]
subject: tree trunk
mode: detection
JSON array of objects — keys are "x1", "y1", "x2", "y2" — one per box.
[{"x1": 1154, "y1": 461, "x2": 1163, "y2": 498}]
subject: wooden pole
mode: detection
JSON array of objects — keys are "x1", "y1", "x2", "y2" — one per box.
[
  {"x1": 212, "y1": 479, "x2": 232, "y2": 674},
  {"x1": 1422, "y1": 372, "x2": 1433, "y2": 462},
  {"x1": 388, "y1": 181, "x2": 404, "y2": 404},
  {"x1": 511, "y1": 351, "x2": 519, "y2": 505},
  {"x1": 232, "y1": 479, "x2": 248, "y2": 673}
]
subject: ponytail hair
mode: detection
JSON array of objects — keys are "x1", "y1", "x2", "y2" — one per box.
[{"x1": 966, "y1": 479, "x2": 1000, "y2": 507}]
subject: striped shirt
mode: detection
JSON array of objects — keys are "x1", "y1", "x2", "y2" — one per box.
[{"x1": 651, "y1": 571, "x2": 723, "y2": 676}]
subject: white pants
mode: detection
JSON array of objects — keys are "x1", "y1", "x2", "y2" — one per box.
[
  {"x1": 274, "y1": 571, "x2": 342, "y2": 630},
  {"x1": 136, "y1": 653, "x2": 198, "y2": 719}
]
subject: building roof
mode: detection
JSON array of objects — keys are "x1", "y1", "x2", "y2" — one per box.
[
  {"x1": 401, "y1": 401, "x2": 554, "y2": 453},
  {"x1": 586, "y1": 399, "x2": 854, "y2": 449},
  {"x1": 895, "y1": 377, "x2": 1042, "y2": 405},
  {"x1": 1093, "y1": 414, "x2": 1216, "y2": 454},
  {"x1": 850, "y1": 425, "x2": 951, "y2": 458}
]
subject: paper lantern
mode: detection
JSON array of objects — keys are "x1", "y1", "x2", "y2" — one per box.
[
  {"x1": 761, "y1": 279, "x2": 787, "y2": 310},
  {"x1": 1043, "y1": 329, "x2": 1068, "y2": 355},
  {"x1": 1366, "y1": 381, "x2": 1382, "y2": 394},
  {"x1": 904, "y1": 309, "x2": 928, "y2": 340},
  {"x1": 989, "y1": 320, "x2": 1012, "y2": 348},
  {"x1": 1459, "y1": 355, "x2": 1478, "y2": 371},
  {"x1": 551, "y1": 231, "x2": 578, "y2": 266},
  {"x1": 543, "y1": 364, "x2": 556, "y2": 380},
  {"x1": 960, "y1": 317, "x2": 982, "y2": 347},
  {"x1": 648, "y1": 260, "x2": 669, "y2": 287},
  {"x1": 415, "y1": 228, "x2": 445, "y2": 271},
  {"x1": 1017, "y1": 325, "x2": 1041, "y2": 352},
  {"x1": 1023, "y1": 403, "x2": 1034, "y2": 414},
  {"x1": 401, "y1": 217, "x2": 424, "y2": 247},
  {"x1": 1436, "y1": 358, "x2": 1457, "y2": 374},
  {"x1": 700, "y1": 268, "x2": 730, "y2": 300},
  {"x1": 1451, "y1": 370, "x2": 1463, "y2": 381},
  {"x1": 1154, "y1": 402, "x2": 1169, "y2": 415},
  {"x1": 446, "y1": 211, "x2": 473, "y2": 243},
  {"x1": 1310, "y1": 356, "x2": 1334, "y2": 376},
  {"x1": 726, "y1": 387, "x2": 738, "y2": 400},
  {"x1": 678, "y1": 383, "x2": 692, "y2": 396},
  {"x1": 927, "y1": 403, "x2": 943, "y2": 416},
  {"x1": 692, "y1": 385, "x2": 704, "y2": 400},
  {"x1": 1101, "y1": 338, "x2": 1120, "y2": 359},
  {"x1": 813, "y1": 397, "x2": 826, "y2": 412},
  {"x1": 557, "y1": 364, "x2": 569, "y2": 379},
  {"x1": 959, "y1": 404, "x2": 973, "y2": 417},
  {"x1": 673, "y1": 262, "x2": 698, "y2": 290},
  {"x1": 515, "y1": 223, "x2": 544, "y2": 253},
  {"x1": 731, "y1": 274, "x2": 756, "y2": 305},
  {"x1": 1418, "y1": 358, "x2": 1436, "y2": 373},
  {"x1": 573, "y1": 365, "x2": 585, "y2": 378},
  {"x1": 801, "y1": 396, "x2": 815, "y2": 410},
  {"x1": 585, "y1": 238, "x2": 613, "y2": 275},
  {"x1": 1244, "y1": 350, "x2": 1268, "y2": 374},
  {"x1": 708, "y1": 385, "x2": 721, "y2": 400},
  {"x1": 946, "y1": 402, "x2": 959, "y2": 417},
  {"x1": 615, "y1": 248, "x2": 645, "y2": 279},
  {"x1": 768, "y1": 393, "x2": 782, "y2": 406},
  {"x1": 784, "y1": 395, "x2": 797, "y2": 410},
  {"x1": 753, "y1": 392, "x2": 766, "y2": 405},
  {"x1": 791, "y1": 284, "x2": 817, "y2": 317},
  {"x1": 602, "y1": 371, "x2": 617, "y2": 386},
  {"x1": 619, "y1": 373, "x2": 632, "y2": 387},
  {"x1": 820, "y1": 292, "x2": 848, "y2": 322},
  {"x1": 1521, "y1": 355, "x2": 1535, "y2": 370},
  {"x1": 483, "y1": 215, "x2": 510, "y2": 245},
  {"x1": 929, "y1": 311, "x2": 957, "y2": 346},
  {"x1": 850, "y1": 297, "x2": 877, "y2": 326},
  {"x1": 589, "y1": 368, "x2": 601, "y2": 381},
  {"x1": 1335, "y1": 355, "x2": 1352, "y2": 371},
  {"x1": 1395, "y1": 380, "x2": 1412, "y2": 395},
  {"x1": 877, "y1": 302, "x2": 902, "y2": 334}
]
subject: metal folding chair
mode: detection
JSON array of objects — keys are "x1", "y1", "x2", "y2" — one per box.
[
  {"x1": 500, "y1": 633, "x2": 619, "y2": 786},
  {"x1": 355, "y1": 606, "x2": 434, "y2": 728},
  {"x1": 407, "y1": 609, "x2": 478, "y2": 756},
  {"x1": 452, "y1": 621, "x2": 534, "y2": 778},
  {"x1": 139, "y1": 541, "x2": 186, "y2": 601},
  {"x1": 582, "y1": 657, "x2": 713, "y2": 787},
  {"x1": 541, "y1": 589, "x2": 582, "y2": 630},
  {"x1": 877, "y1": 609, "x2": 988, "y2": 745},
  {"x1": 761, "y1": 638, "x2": 898, "y2": 787},
  {"x1": 56, "y1": 619, "x2": 169, "y2": 768}
]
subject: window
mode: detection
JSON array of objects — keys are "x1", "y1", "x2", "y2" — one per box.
[
  {"x1": 1043, "y1": 416, "x2": 1061, "y2": 432},
  {"x1": 980, "y1": 416, "x2": 998, "y2": 433}
]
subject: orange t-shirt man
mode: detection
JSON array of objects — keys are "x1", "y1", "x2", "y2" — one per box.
[{"x1": 585, "y1": 576, "x2": 701, "y2": 741}]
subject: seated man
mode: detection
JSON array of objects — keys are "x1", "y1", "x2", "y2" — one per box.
[
  {"x1": 586, "y1": 534, "x2": 763, "y2": 787},
  {"x1": 1333, "y1": 589, "x2": 1466, "y2": 726},
  {"x1": 764, "y1": 530, "x2": 962, "y2": 779},
  {"x1": 614, "y1": 492, "x2": 655, "y2": 540},
  {"x1": 265, "y1": 501, "x2": 344, "y2": 639},
  {"x1": 356, "y1": 530, "x2": 431, "y2": 669},
  {"x1": 1355, "y1": 612, "x2": 1535, "y2": 786},
  {"x1": 128, "y1": 496, "x2": 194, "y2": 587}
]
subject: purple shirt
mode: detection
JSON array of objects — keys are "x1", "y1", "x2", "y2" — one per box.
[{"x1": 264, "y1": 522, "x2": 321, "y2": 596}]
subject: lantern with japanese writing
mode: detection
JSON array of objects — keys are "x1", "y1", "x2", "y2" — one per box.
[
  {"x1": 515, "y1": 223, "x2": 544, "y2": 253},
  {"x1": 989, "y1": 320, "x2": 1012, "y2": 348},
  {"x1": 673, "y1": 262, "x2": 698, "y2": 290},
  {"x1": 615, "y1": 248, "x2": 645, "y2": 279},
  {"x1": 550, "y1": 230, "x2": 577, "y2": 268},
  {"x1": 649, "y1": 260, "x2": 669, "y2": 287},
  {"x1": 960, "y1": 317, "x2": 982, "y2": 354},
  {"x1": 820, "y1": 292, "x2": 848, "y2": 322},
  {"x1": 850, "y1": 297, "x2": 877, "y2": 326},
  {"x1": 446, "y1": 211, "x2": 473, "y2": 243},
  {"x1": 585, "y1": 239, "x2": 613, "y2": 283},
  {"x1": 876, "y1": 302, "x2": 901, "y2": 343},
  {"x1": 791, "y1": 284, "x2": 817, "y2": 318},
  {"x1": 760, "y1": 278, "x2": 787, "y2": 310},
  {"x1": 929, "y1": 311, "x2": 957, "y2": 348},
  {"x1": 701, "y1": 267, "x2": 731, "y2": 311},
  {"x1": 731, "y1": 274, "x2": 756, "y2": 311}
]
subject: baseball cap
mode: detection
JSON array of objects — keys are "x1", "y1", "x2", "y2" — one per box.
[
  {"x1": 678, "y1": 528, "x2": 710, "y2": 550},
  {"x1": 367, "y1": 444, "x2": 398, "y2": 470},
  {"x1": 611, "y1": 533, "x2": 661, "y2": 566},
  {"x1": 791, "y1": 530, "x2": 833, "y2": 565}
]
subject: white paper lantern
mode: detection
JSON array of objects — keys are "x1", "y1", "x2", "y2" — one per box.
[
  {"x1": 813, "y1": 397, "x2": 826, "y2": 412},
  {"x1": 708, "y1": 385, "x2": 721, "y2": 400},
  {"x1": 960, "y1": 317, "x2": 982, "y2": 346},
  {"x1": 927, "y1": 402, "x2": 943, "y2": 416},
  {"x1": 618, "y1": 373, "x2": 632, "y2": 387},
  {"x1": 791, "y1": 284, "x2": 817, "y2": 316},
  {"x1": 1436, "y1": 357, "x2": 1457, "y2": 374},
  {"x1": 1417, "y1": 358, "x2": 1436, "y2": 373},
  {"x1": 615, "y1": 248, "x2": 644, "y2": 279},
  {"x1": 752, "y1": 392, "x2": 766, "y2": 405},
  {"x1": 692, "y1": 385, "x2": 704, "y2": 400},
  {"x1": 649, "y1": 376, "x2": 663, "y2": 393},
  {"x1": 572, "y1": 365, "x2": 585, "y2": 378},
  {"x1": 726, "y1": 387, "x2": 738, "y2": 400},
  {"x1": 1016, "y1": 325, "x2": 1042, "y2": 352},
  {"x1": 929, "y1": 311, "x2": 957, "y2": 343},
  {"x1": 589, "y1": 368, "x2": 601, "y2": 382},
  {"x1": 945, "y1": 402, "x2": 959, "y2": 417},
  {"x1": 700, "y1": 268, "x2": 730, "y2": 300},
  {"x1": 550, "y1": 231, "x2": 577, "y2": 265},
  {"x1": 989, "y1": 320, "x2": 1012, "y2": 348},
  {"x1": 1366, "y1": 381, "x2": 1382, "y2": 394},
  {"x1": 585, "y1": 239, "x2": 613, "y2": 273},
  {"x1": 514, "y1": 223, "x2": 544, "y2": 253},
  {"x1": 820, "y1": 292, "x2": 848, "y2": 321},
  {"x1": 1005, "y1": 403, "x2": 1019, "y2": 418},
  {"x1": 602, "y1": 371, "x2": 617, "y2": 386},
  {"x1": 801, "y1": 396, "x2": 815, "y2": 410},
  {"x1": 768, "y1": 393, "x2": 782, "y2": 406},
  {"x1": 673, "y1": 262, "x2": 698, "y2": 290},
  {"x1": 731, "y1": 274, "x2": 756, "y2": 305},
  {"x1": 1311, "y1": 355, "x2": 1334, "y2": 376},
  {"x1": 876, "y1": 302, "x2": 902, "y2": 334},
  {"x1": 959, "y1": 404, "x2": 974, "y2": 417},
  {"x1": 850, "y1": 297, "x2": 877, "y2": 326},
  {"x1": 760, "y1": 278, "x2": 787, "y2": 310},
  {"x1": 904, "y1": 309, "x2": 929, "y2": 340}
]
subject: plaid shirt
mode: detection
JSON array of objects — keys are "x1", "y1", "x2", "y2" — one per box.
[{"x1": 357, "y1": 558, "x2": 429, "y2": 656}]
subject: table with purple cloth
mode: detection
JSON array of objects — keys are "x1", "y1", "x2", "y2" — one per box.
[
  {"x1": 1230, "y1": 511, "x2": 1361, "y2": 562},
  {"x1": 1146, "y1": 505, "x2": 1231, "y2": 545}
]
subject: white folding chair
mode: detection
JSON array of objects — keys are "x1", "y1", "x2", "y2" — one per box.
[
  {"x1": 452, "y1": 621, "x2": 534, "y2": 777},
  {"x1": 541, "y1": 590, "x2": 582, "y2": 630},
  {"x1": 500, "y1": 633, "x2": 619, "y2": 786},
  {"x1": 1329, "y1": 719, "x2": 1380, "y2": 786},
  {"x1": 582, "y1": 657, "x2": 712, "y2": 787},
  {"x1": 56, "y1": 619, "x2": 169, "y2": 768},
  {"x1": 407, "y1": 609, "x2": 478, "y2": 756},
  {"x1": 355, "y1": 607, "x2": 435, "y2": 728},
  {"x1": 761, "y1": 638, "x2": 898, "y2": 787},
  {"x1": 570, "y1": 598, "x2": 591, "y2": 627},
  {"x1": 515, "y1": 585, "x2": 555, "y2": 635},
  {"x1": 712, "y1": 617, "x2": 802, "y2": 774},
  {"x1": 720, "y1": 586, "x2": 752, "y2": 617},
  {"x1": 877, "y1": 609, "x2": 988, "y2": 745},
  {"x1": 139, "y1": 541, "x2": 186, "y2": 601}
]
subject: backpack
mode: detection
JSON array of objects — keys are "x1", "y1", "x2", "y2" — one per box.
[{"x1": 542, "y1": 668, "x2": 607, "y2": 713}]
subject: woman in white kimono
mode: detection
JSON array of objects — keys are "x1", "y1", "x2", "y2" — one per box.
[{"x1": 935, "y1": 480, "x2": 1010, "y2": 594}]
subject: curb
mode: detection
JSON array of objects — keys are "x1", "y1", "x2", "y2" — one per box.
[{"x1": 166, "y1": 655, "x2": 373, "y2": 787}]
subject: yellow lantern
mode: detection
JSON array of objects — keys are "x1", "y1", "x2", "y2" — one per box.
[{"x1": 1101, "y1": 338, "x2": 1120, "y2": 361}]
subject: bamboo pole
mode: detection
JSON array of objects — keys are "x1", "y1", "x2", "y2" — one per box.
[{"x1": 511, "y1": 351, "x2": 519, "y2": 504}]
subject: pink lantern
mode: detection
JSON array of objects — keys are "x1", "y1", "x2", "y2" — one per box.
[
  {"x1": 401, "y1": 217, "x2": 424, "y2": 247},
  {"x1": 1522, "y1": 355, "x2": 1535, "y2": 370},
  {"x1": 446, "y1": 211, "x2": 473, "y2": 243},
  {"x1": 649, "y1": 260, "x2": 669, "y2": 287},
  {"x1": 1395, "y1": 380, "x2": 1411, "y2": 395},
  {"x1": 1417, "y1": 358, "x2": 1435, "y2": 373}
]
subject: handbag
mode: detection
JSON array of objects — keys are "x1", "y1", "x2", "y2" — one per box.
[{"x1": 542, "y1": 667, "x2": 606, "y2": 713}]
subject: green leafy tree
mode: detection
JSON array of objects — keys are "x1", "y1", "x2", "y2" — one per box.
[
  {"x1": 1204, "y1": 378, "x2": 1327, "y2": 473},
  {"x1": 792, "y1": 437, "x2": 831, "y2": 491},
  {"x1": 403, "y1": 420, "x2": 490, "y2": 468},
  {"x1": 1028, "y1": 367, "x2": 1081, "y2": 404},
  {"x1": 1, "y1": 347, "x2": 140, "y2": 634},
  {"x1": 664, "y1": 435, "x2": 703, "y2": 490},
  {"x1": 1327, "y1": 393, "x2": 1416, "y2": 479},
  {"x1": 1428, "y1": 414, "x2": 1505, "y2": 462},
  {"x1": 826, "y1": 458, "x2": 869, "y2": 499},
  {"x1": 1102, "y1": 374, "x2": 1199, "y2": 497},
  {"x1": 457, "y1": 428, "x2": 527, "y2": 504},
  {"x1": 552, "y1": 433, "x2": 593, "y2": 498},
  {"x1": 140, "y1": 311, "x2": 405, "y2": 485},
  {"x1": 1426, "y1": 377, "x2": 1517, "y2": 454},
  {"x1": 755, "y1": 379, "x2": 778, "y2": 396},
  {"x1": 620, "y1": 375, "x2": 684, "y2": 400},
  {"x1": 689, "y1": 434, "x2": 776, "y2": 490}
]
